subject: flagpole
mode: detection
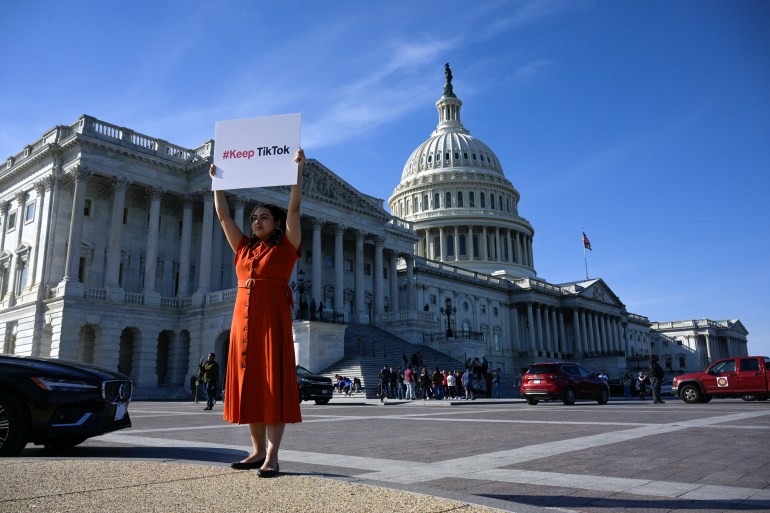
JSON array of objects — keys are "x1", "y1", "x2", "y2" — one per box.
[{"x1": 582, "y1": 227, "x2": 589, "y2": 280}]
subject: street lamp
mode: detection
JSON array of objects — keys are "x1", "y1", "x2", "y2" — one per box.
[
  {"x1": 631, "y1": 352, "x2": 643, "y2": 370},
  {"x1": 290, "y1": 269, "x2": 312, "y2": 320},
  {"x1": 439, "y1": 298, "x2": 457, "y2": 338}
]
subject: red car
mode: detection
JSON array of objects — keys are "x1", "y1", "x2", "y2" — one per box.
[{"x1": 520, "y1": 362, "x2": 610, "y2": 405}]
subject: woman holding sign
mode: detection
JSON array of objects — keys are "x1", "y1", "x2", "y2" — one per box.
[{"x1": 210, "y1": 148, "x2": 304, "y2": 478}]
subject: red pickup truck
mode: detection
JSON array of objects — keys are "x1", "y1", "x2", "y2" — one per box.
[{"x1": 672, "y1": 356, "x2": 770, "y2": 404}]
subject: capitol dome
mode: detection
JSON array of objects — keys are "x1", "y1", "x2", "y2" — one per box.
[{"x1": 389, "y1": 65, "x2": 536, "y2": 278}]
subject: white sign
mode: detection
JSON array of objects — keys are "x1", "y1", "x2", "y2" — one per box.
[{"x1": 212, "y1": 113, "x2": 301, "y2": 191}]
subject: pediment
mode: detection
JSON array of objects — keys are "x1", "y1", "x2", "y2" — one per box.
[
  {"x1": 302, "y1": 159, "x2": 391, "y2": 223},
  {"x1": 573, "y1": 279, "x2": 624, "y2": 307}
]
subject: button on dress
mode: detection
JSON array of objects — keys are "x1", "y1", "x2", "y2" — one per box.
[{"x1": 224, "y1": 235, "x2": 301, "y2": 424}]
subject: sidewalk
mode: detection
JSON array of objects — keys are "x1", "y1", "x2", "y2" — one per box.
[{"x1": 3, "y1": 459, "x2": 505, "y2": 513}]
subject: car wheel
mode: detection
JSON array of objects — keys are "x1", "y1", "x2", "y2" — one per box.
[
  {"x1": 526, "y1": 398, "x2": 539, "y2": 405},
  {"x1": 562, "y1": 387, "x2": 576, "y2": 405},
  {"x1": 680, "y1": 384, "x2": 702, "y2": 404},
  {"x1": 701, "y1": 395, "x2": 712, "y2": 403},
  {"x1": 597, "y1": 387, "x2": 609, "y2": 405},
  {"x1": 44, "y1": 436, "x2": 89, "y2": 451},
  {"x1": 0, "y1": 390, "x2": 28, "y2": 457},
  {"x1": 756, "y1": 395, "x2": 768, "y2": 401},
  {"x1": 314, "y1": 399, "x2": 330, "y2": 405},
  {"x1": 741, "y1": 394, "x2": 756, "y2": 402}
]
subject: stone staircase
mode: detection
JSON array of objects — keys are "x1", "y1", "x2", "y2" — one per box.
[{"x1": 319, "y1": 324, "x2": 521, "y2": 399}]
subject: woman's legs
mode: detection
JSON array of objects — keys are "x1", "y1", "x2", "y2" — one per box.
[
  {"x1": 262, "y1": 423, "x2": 285, "y2": 471},
  {"x1": 239, "y1": 423, "x2": 267, "y2": 463}
]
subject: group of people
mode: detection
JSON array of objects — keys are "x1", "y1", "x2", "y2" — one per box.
[
  {"x1": 333, "y1": 375, "x2": 362, "y2": 395},
  {"x1": 620, "y1": 355, "x2": 666, "y2": 403},
  {"x1": 377, "y1": 355, "x2": 501, "y2": 401}
]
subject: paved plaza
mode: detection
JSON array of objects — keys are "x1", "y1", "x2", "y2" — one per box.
[{"x1": 3, "y1": 397, "x2": 770, "y2": 512}]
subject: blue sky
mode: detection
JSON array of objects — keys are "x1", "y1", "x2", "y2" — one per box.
[{"x1": 3, "y1": 0, "x2": 769, "y2": 356}]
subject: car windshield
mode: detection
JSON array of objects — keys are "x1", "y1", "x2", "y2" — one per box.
[
  {"x1": 296, "y1": 366, "x2": 311, "y2": 378},
  {"x1": 527, "y1": 365, "x2": 559, "y2": 374}
]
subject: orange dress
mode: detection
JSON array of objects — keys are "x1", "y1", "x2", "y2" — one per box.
[{"x1": 223, "y1": 235, "x2": 302, "y2": 424}]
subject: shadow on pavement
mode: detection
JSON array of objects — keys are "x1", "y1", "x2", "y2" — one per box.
[{"x1": 482, "y1": 494, "x2": 770, "y2": 511}]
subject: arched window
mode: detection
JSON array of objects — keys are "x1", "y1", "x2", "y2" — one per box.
[
  {"x1": 499, "y1": 195, "x2": 503, "y2": 211},
  {"x1": 472, "y1": 153, "x2": 477, "y2": 160},
  {"x1": 423, "y1": 194, "x2": 429, "y2": 211},
  {"x1": 480, "y1": 193, "x2": 486, "y2": 208},
  {"x1": 457, "y1": 191, "x2": 463, "y2": 207},
  {"x1": 469, "y1": 191, "x2": 475, "y2": 207},
  {"x1": 445, "y1": 192, "x2": 452, "y2": 208},
  {"x1": 490, "y1": 195, "x2": 495, "y2": 210},
  {"x1": 405, "y1": 199, "x2": 410, "y2": 215},
  {"x1": 472, "y1": 234, "x2": 479, "y2": 258},
  {"x1": 413, "y1": 195, "x2": 420, "y2": 212},
  {"x1": 434, "y1": 193, "x2": 440, "y2": 210},
  {"x1": 454, "y1": 152, "x2": 459, "y2": 159},
  {"x1": 434, "y1": 236, "x2": 441, "y2": 257}
]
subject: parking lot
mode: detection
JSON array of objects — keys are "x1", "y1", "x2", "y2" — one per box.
[{"x1": 4, "y1": 397, "x2": 770, "y2": 512}]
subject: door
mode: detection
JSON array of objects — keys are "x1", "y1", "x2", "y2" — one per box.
[
  {"x1": 735, "y1": 358, "x2": 766, "y2": 393},
  {"x1": 703, "y1": 358, "x2": 737, "y2": 394}
]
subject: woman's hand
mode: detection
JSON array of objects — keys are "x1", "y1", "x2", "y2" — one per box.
[
  {"x1": 209, "y1": 164, "x2": 217, "y2": 177},
  {"x1": 294, "y1": 148, "x2": 305, "y2": 167}
]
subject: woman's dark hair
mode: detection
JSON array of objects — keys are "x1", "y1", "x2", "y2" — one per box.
[{"x1": 249, "y1": 203, "x2": 286, "y2": 248}]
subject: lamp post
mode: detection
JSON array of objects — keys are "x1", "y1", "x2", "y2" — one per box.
[
  {"x1": 439, "y1": 298, "x2": 456, "y2": 338},
  {"x1": 631, "y1": 352, "x2": 642, "y2": 370},
  {"x1": 290, "y1": 269, "x2": 312, "y2": 320}
]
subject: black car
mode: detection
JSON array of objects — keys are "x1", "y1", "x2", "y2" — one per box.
[
  {"x1": 0, "y1": 354, "x2": 133, "y2": 456},
  {"x1": 296, "y1": 365, "x2": 333, "y2": 405}
]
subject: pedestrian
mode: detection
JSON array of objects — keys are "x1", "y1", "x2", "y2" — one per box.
[
  {"x1": 199, "y1": 353, "x2": 220, "y2": 411},
  {"x1": 492, "y1": 369, "x2": 500, "y2": 399},
  {"x1": 404, "y1": 364, "x2": 416, "y2": 400},
  {"x1": 210, "y1": 149, "x2": 305, "y2": 478},
  {"x1": 462, "y1": 368, "x2": 475, "y2": 400},
  {"x1": 649, "y1": 355, "x2": 666, "y2": 404},
  {"x1": 637, "y1": 371, "x2": 649, "y2": 400},
  {"x1": 622, "y1": 373, "x2": 633, "y2": 399}
]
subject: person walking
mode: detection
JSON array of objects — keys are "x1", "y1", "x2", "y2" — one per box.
[
  {"x1": 404, "y1": 364, "x2": 416, "y2": 400},
  {"x1": 649, "y1": 355, "x2": 666, "y2": 404},
  {"x1": 210, "y1": 149, "x2": 305, "y2": 478},
  {"x1": 199, "y1": 353, "x2": 220, "y2": 411}
]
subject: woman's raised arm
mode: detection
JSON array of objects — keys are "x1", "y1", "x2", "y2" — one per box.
[
  {"x1": 285, "y1": 149, "x2": 304, "y2": 252},
  {"x1": 210, "y1": 164, "x2": 245, "y2": 252}
]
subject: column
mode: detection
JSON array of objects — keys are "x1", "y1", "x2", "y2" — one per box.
[
  {"x1": 551, "y1": 307, "x2": 559, "y2": 354},
  {"x1": 405, "y1": 255, "x2": 415, "y2": 311},
  {"x1": 506, "y1": 230, "x2": 514, "y2": 263},
  {"x1": 527, "y1": 237, "x2": 534, "y2": 268},
  {"x1": 334, "y1": 225, "x2": 345, "y2": 315},
  {"x1": 623, "y1": 322, "x2": 630, "y2": 356},
  {"x1": 59, "y1": 166, "x2": 92, "y2": 295},
  {"x1": 354, "y1": 230, "x2": 365, "y2": 322},
  {"x1": 311, "y1": 219, "x2": 323, "y2": 307},
  {"x1": 105, "y1": 177, "x2": 130, "y2": 290},
  {"x1": 495, "y1": 227, "x2": 502, "y2": 261},
  {"x1": 468, "y1": 227, "x2": 475, "y2": 261},
  {"x1": 438, "y1": 226, "x2": 444, "y2": 262},
  {"x1": 177, "y1": 196, "x2": 193, "y2": 296},
  {"x1": 705, "y1": 334, "x2": 713, "y2": 363},
  {"x1": 535, "y1": 304, "x2": 544, "y2": 354},
  {"x1": 389, "y1": 250, "x2": 399, "y2": 313},
  {"x1": 0, "y1": 202, "x2": 9, "y2": 255},
  {"x1": 591, "y1": 313, "x2": 601, "y2": 353},
  {"x1": 481, "y1": 226, "x2": 488, "y2": 260},
  {"x1": 572, "y1": 308, "x2": 582, "y2": 355},
  {"x1": 453, "y1": 226, "x2": 460, "y2": 261},
  {"x1": 509, "y1": 303, "x2": 520, "y2": 352},
  {"x1": 142, "y1": 187, "x2": 165, "y2": 296},
  {"x1": 580, "y1": 309, "x2": 590, "y2": 353},
  {"x1": 538, "y1": 305, "x2": 553, "y2": 356},
  {"x1": 526, "y1": 302, "x2": 535, "y2": 354},
  {"x1": 373, "y1": 236, "x2": 384, "y2": 317},
  {"x1": 195, "y1": 190, "x2": 214, "y2": 299},
  {"x1": 29, "y1": 179, "x2": 51, "y2": 288},
  {"x1": 515, "y1": 232, "x2": 522, "y2": 264},
  {"x1": 6, "y1": 191, "x2": 27, "y2": 302}
]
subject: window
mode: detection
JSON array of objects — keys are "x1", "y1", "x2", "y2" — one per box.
[
  {"x1": 434, "y1": 193, "x2": 440, "y2": 210},
  {"x1": 430, "y1": 294, "x2": 437, "y2": 305},
  {"x1": 344, "y1": 259, "x2": 353, "y2": 272},
  {"x1": 446, "y1": 235, "x2": 454, "y2": 257},
  {"x1": 445, "y1": 192, "x2": 452, "y2": 208},
  {"x1": 494, "y1": 332, "x2": 501, "y2": 352},
  {"x1": 499, "y1": 195, "x2": 503, "y2": 211},
  {"x1": 413, "y1": 195, "x2": 419, "y2": 212},
  {"x1": 24, "y1": 202, "x2": 35, "y2": 223},
  {"x1": 15, "y1": 260, "x2": 28, "y2": 296},
  {"x1": 364, "y1": 263, "x2": 371, "y2": 276},
  {"x1": 493, "y1": 307, "x2": 499, "y2": 316},
  {"x1": 740, "y1": 358, "x2": 760, "y2": 372},
  {"x1": 434, "y1": 236, "x2": 441, "y2": 257},
  {"x1": 459, "y1": 234, "x2": 466, "y2": 256},
  {"x1": 472, "y1": 153, "x2": 477, "y2": 160},
  {"x1": 78, "y1": 257, "x2": 87, "y2": 284},
  {"x1": 83, "y1": 198, "x2": 92, "y2": 217},
  {"x1": 457, "y1": 192, "x2": 463, "y2": 207},
  {"x1": 712, "y1": 359, "x2": 736, "y2": 374},
  {"x1": 469, "y1": 192, "x2": 475, "y2": 207},
  {"x1": 480, "y1": 304, "x2": 486, "y2": 314},
  {"x1": 6, "y1": 212, "x2": 16, "y2": 232},
  {"x1": 480, "y1": 193, "x2": 486, "y2": 208},
  {"x1": 490, "y1": 195, "x2": 495, "y2": 209},
  {"x1": 325, "y1": 255, "x2": 334, "y2": 268},
  {"x1": 472, "y1": 234, "x2": 479, "y2": 258},
  {"x1": 305, "y1": 250, "x2": 312, "y2": 264},
  {"x1": 423, "y1": 194, "x2": 428, "y2": 211}
]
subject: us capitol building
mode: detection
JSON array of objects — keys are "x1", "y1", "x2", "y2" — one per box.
[{"x1": 0, "y1": 67, "x2": 748, "y2": 397}]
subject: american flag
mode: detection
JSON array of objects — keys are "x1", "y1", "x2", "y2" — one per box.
[{"x1": 582, "y1": 231, "x2": 592, "y2": 251}]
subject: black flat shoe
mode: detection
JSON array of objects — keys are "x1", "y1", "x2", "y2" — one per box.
[
  {"x1": 230, "y1": 458, "x2": 265, "y2": 470},
  {"x1": 257, "y1": 464, "x2": 280, "y2": 478}
]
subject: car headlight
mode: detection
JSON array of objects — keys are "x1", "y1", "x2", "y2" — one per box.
[{"x1": 31, "y1": 377, "x2": 99, "y2": 392}]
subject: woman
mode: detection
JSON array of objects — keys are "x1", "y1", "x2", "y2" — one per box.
[
  {"x1": 210, "y1": 148, "x2": 304, "y2": 478},
  {"x1": 637, "y1": 371, "x2": 649, "y2": 401}
]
